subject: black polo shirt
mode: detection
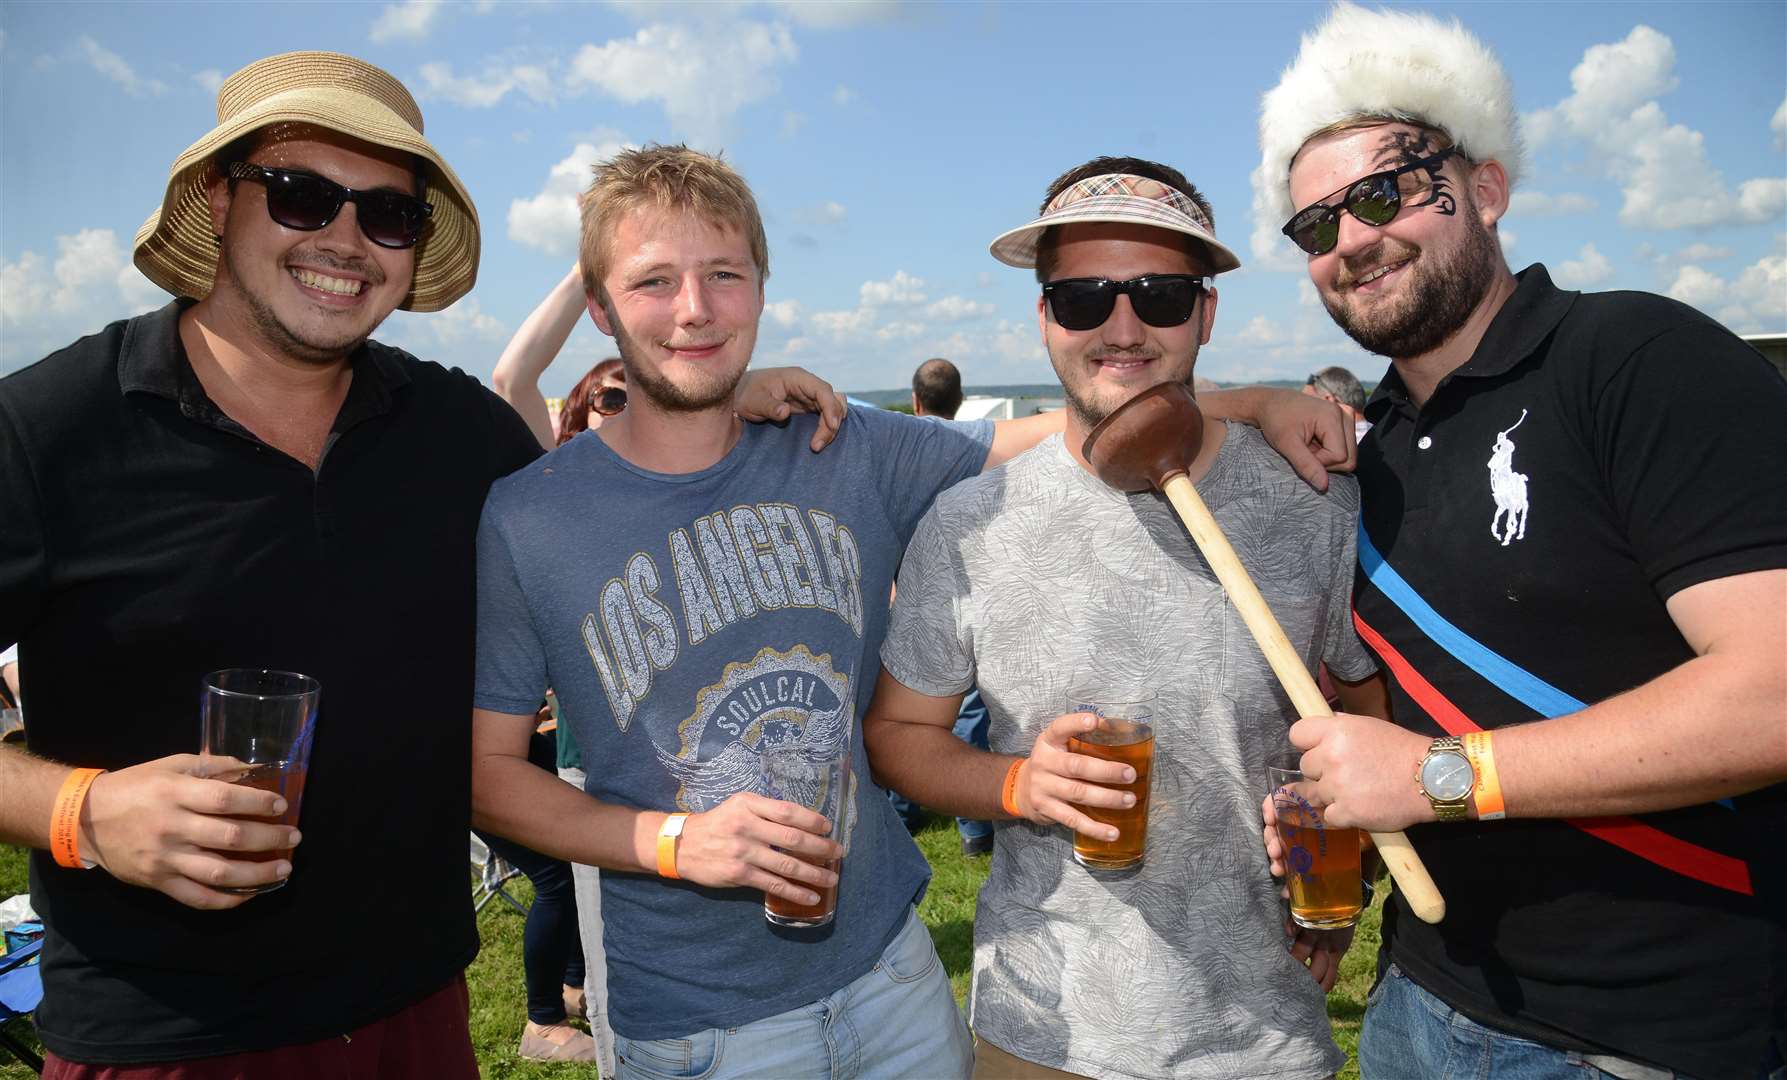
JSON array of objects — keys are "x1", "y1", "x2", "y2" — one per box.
[
  {"x1": 0, "y1": 300, "x2": 542, "y2": 1063},
  {"x1": 1353, "y1": 265, "x2": 1787, "y2": 1077}
]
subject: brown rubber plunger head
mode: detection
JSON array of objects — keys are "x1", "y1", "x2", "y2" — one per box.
[{"x1": 1081, "y1": 381, "x2": 1206, "y2": 493}]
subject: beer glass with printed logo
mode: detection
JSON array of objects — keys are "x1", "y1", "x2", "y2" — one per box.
[
  {"x1": 760, "y1": 747, "x2": 852, "y2": 927},
  {"x1": 197, "y1": 669, "x2": 320, "y2": 893},
  {"x1": 1267, "y1": 752, "x2": 1363, "y2": 929},
  {"x1": 1064, "y1": 690, "x2": 1155, "y2": 870}
]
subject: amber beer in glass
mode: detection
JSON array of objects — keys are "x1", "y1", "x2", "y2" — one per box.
[
  {"x1": 760, "y1": 748, "x2": 852, "y2": 928},
  {"x1": 1267, "y1": 753, "x2": 1362, "y2": 929},
  {"x1": 1064, "y1": 692, "x2": 1155, "y2": 871},
  {"x1": 198, "y1": 669, "x2": 321, "y2": 894}
]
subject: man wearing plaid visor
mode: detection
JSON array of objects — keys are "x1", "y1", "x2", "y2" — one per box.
[
  {"x1": 1257, "y1": 6, "x2": 1787, "y2": 1079},
  {"x1": 865, "y1": 155, "x2": 1385, "y2": 1080}
]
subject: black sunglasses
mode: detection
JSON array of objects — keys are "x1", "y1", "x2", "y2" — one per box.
[
  {"x1": 1041, "y1": 274, "x2": 1210, "y2": 332},
  {"x1": 589, "y1": 386, "x2": 627, "y2": 417},
  {"x1": 1280, "y1": 147, "x2": 1456, "y2": 256},
  {"x1": 228, "y1": 163, "x2": 434, "y2": 250}
]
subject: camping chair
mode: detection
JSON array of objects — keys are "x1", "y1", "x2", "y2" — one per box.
[
  {"x1": 469, "y1": 833, "x2": 528, "y2": 916},
  {"x1": 0, "y1": 937, "x2": 43, "y2": 1074}
]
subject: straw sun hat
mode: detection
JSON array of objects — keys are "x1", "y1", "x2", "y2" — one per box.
[{"x1": 132, "y1": 51, "x2": 479, "y2": 313}]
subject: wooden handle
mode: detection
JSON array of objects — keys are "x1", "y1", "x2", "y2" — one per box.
[{"x1": 1160, "y1": 474, "x2": 1445, "y2": 924}]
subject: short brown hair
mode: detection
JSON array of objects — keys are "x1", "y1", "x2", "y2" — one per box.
[
  {"x1": 1034, "y1": 156, "x2": 1214, "y2": 282},
  {"x1": 578, "y1": 144, "x2": 769, "y2": 300}
]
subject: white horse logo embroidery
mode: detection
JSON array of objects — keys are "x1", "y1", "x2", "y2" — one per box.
[{"x1": 1488, "y1": 410, "x2": 1529, "y2": 546}]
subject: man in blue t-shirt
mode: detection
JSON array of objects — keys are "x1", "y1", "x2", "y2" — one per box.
[{"x1": 471, "y1": 144, "x2": 1359, "y2": 1080}]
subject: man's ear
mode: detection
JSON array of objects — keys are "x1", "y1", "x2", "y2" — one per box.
[
  {"x1": 206, "y1": 165, "x2": 233, "y2": 238},
  {"x1": 1197, "y1": 286, "x2": 1218, "y2": 346},
  {"x1": 1472, "y1": 159, "x2": 1511, "y2": 229},
  {"x1": 586, "y1": 291, "x2": 615, "y2": 338},
  {"x1": 1036, "y1": 293, "x2": 1050, "y2": 340}
]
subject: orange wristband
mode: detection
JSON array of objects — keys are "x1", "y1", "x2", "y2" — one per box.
[
  {"x1": 1000, "y1": 759, "x2": 1027, "y2": 818},
  {"x1": 51, "y1": 767, "x2": 104, "y2": 869},
  {"x1": 656, "y1": 813, "x2": 688, "y2": 879},
  {"x1": 1463, "y1": 732, "x2": 1505, "y2": 821}
]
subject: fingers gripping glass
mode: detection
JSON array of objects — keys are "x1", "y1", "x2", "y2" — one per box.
[
  {"x1": 1281, "y1": 147, "x2": 1456, "y2": 256},
  {"x1": 228, "y1": 163, "x2": 434, "y2": 249},
  {"x1": 589, "y1": 386, "x2": 627, "y2": 416},
  {"x1": 1042, "y1": 275, "x2": 1210, "y2": 332}
]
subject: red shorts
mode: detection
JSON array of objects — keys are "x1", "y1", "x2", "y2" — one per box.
[{"x1": 43, "y1": 975, "x2": 478, "y2": 1080}]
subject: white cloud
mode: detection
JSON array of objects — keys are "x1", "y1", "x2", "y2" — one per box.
[
  {"x1": 1, "y1": 229, "x2": 168, "y2": 370},
  {"x1": 810, "y1": 307, "x2": 876, "y2": 337},
  {"x1": 1554, "y1": 243, "x2": 1615, "y2": 289},
  {"x1": 1675, "y1": 243, "x2": 1736, "y2": 263},
  {"x1": 769, "y1": 1, "x2": 901, "y2": 27},
  {"x1": 1508, "y1": 192, "x2": 1598, "y2": 217},
  {"x1": 416, "y1": 60, "x2": 555, "y2": 107},
  {"x1": 1524, "y1": 26, "x2": 1785, "y2": 229},
  {"x1": 1499, "y1": 228, "x2": 1518, "y2": 255},
  {"x1": 568, "y1": 21, "x2": 796, "y2": 146},
  {"x1": 1247, "y1": 161, "x2": 1309, "y2": 270},
  {"x1": 924, "y1": 296, "x2": 994, "y2": 322},
  {"x1": 1667, "y1": 255, "x2": 1787, "y2": 333},
  {"x1": 859, "y1": 270, "x2": 926, "y2": 306},
  {"x1": 1233, "y1": 316, "x2": 1288, "y2": 346},
  {"x1": 792, "y1": 200, "x2": 846, "y2": 225},
  {"x1": 763, "y1": 299, "x2": 802, "y2": 328},
  {"x1": 370, "y1": 0, "x2": 445, "y2": 43},
  {"x1": 1774, "y1": 96, "x2": 1787, "y2": 149},
  {"x1": 79, "y1": 37, "x2": 167, "y2": 96},
  {"x1": 832, "y1": 84, "x2": 855, "y2": 106},
  {"x1": 507, "y1": 135, "x2": 630, "y2": 255},
  {"x1": 193, "y1": 69, "x2": 224, "y2": 94}
]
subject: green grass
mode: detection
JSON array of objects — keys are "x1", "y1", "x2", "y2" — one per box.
[{"x1": 1, "y1": 828, "x2": 1383, "y2": 1079}]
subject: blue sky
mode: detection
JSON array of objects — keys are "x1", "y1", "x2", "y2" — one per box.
[{"x1": 3, "y1": 1, "x2": 1783, "y2": 395}]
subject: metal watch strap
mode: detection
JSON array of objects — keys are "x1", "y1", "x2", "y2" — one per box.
[{"x1": 1422, "y1": 736, "x2": 1472, "y2": 822}]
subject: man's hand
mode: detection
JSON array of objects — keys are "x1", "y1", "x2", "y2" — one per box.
[
  {"x1": 1289, "y1": 714, "x2": 1433, "y2": 832},
  {"x1": 1252, "y1": 389, "x2": 1356, "y2": 492},
  {"x1": 1012, "y1": 712, "x2": 1136, "y2": 841},
  {"x1": 79, "y1": 754, "x2": 299, "y2": 910},
  {"x1": 1285, "y1": 918, "x2": 1354, "y2": 993},
  {"x1": 734, "y1": 367, "x2": 848, "y2": 452},
  {"x1": 674, "y1": 791, "x2": 842, "y2": 906}
]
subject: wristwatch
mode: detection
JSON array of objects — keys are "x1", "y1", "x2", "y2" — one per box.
[{"x1": 1417, "y1": 737, "x2": 1476, "y2": 822}]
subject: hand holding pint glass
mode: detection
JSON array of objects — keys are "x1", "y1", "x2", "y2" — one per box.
[
  {"x1": 759, "y1": 748, "x2": 852, "y2": 928},
  {"x1": 1012, "y1": 692, "x2": 1156, "y2": 871},
  {"x1": 196, "y1": 669, "x2": 320, "y2": 895},
  {"x1": 1267, "y1": 752, "x2": 1362, "y2": 929}
]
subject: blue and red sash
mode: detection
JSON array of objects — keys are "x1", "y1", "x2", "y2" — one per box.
[{"x1": 1354, "y1": 525, "x2": 1753, "y2": 896}]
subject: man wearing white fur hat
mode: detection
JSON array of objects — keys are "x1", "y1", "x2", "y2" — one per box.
[{"x1": 1255, "y1": 6, "x2": 1787, "y2": 1079}]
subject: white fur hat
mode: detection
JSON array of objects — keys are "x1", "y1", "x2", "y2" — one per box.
[{"x1": 1256, "y1": 2, "x2": 1525, "y2": 229}]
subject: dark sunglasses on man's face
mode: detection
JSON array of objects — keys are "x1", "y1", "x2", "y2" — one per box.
[
  {"x1": 228, "y1": 163, "x2": 434, "y2": 250},
  {"x1": 589, "y1": 386, "x2": 627, "y2": 417},
  {"x1": 1280, "y1": 147, "x2": 1457, "y2": 256},
  {"x1": 1041, "y1": 274, "x2": 1210, "y2": 332}
]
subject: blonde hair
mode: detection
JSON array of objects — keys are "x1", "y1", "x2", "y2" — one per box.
[{"x1": 577, "y1": 144, "x2": 769, "y2": 301}]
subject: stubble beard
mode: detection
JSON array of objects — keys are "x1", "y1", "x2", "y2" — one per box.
[
  {"x1": 1322, "y1": 206, "x2": 1501, "y2": 361},
  {"x1": 1051, "y1": 347, "x2": 1194, "y2": 432},
  {"x1": 218, "y1": 247, "x2": 388, "y2": 366},
  {"x1": 608, "y1": 311, "x2": 746, "y2": 414}
]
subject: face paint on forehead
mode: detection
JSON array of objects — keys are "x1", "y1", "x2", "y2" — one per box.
[{"x1": 1365, "y1": 129, "x2": 1459, "y2": 218}]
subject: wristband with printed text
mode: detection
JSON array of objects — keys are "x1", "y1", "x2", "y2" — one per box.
[
  {"x1": 51, "y1": 768, "x2": 105, "y2": 869},
  {"x1": 1000, "y1": 759, "x2": 1027, "y2": 818},
  {"x1": 1463, "y1": 732, "x2": 1505, "y2": 821}
]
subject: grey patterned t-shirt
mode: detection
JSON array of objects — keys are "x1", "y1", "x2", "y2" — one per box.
[{"x1": 882, "y1": 426, "x2": 1373, "y2": 1080}]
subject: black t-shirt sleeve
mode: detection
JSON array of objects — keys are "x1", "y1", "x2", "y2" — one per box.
[
  {"x1": 0, "y1": 395, "x2": 47, "y2": 648},
  {"x1": 1592, "y1": 323, "x2": 1787, "y2": 599}
]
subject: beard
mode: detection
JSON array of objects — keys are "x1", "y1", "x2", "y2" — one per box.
[
  {"x1": 219, "y1": 247, "x2": 389, "y2": 365},
  {"x1": 608, "y1": 311, "x2": 745, "y2": 414},
  {"x1": 1322, "y1": 206, "x2": 1501, "y2": 360},
  {"x1": 1051, "y1": 347, "x2": 1195, "y2": 432}
]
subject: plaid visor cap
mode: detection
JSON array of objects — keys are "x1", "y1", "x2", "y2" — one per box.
[{"x1": 988, "y1": 172, "x2": 1241, "y2": 274}]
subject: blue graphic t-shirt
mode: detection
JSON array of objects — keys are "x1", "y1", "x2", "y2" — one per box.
[{"x1": 474, "y1": 407, "x2": 991, "y2": 1039}]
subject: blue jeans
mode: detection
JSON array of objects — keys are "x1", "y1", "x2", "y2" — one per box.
[
  {"x1": 614, "y1": 907, "x2": 973, "y2": 1080},
  {"x1": 953, "y1": 689, "x2": 992, "y2": 841},
  {"x1": 1361, "y1": 963, "x2": 1702, "y2": 1080}
]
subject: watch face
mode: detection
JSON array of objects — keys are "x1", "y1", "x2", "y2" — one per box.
[{"x1": 1421, "y1": 751, "x2": 1474, "y2": 801}]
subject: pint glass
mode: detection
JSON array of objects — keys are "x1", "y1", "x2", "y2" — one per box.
[
  {"x1": 1064, "y1": 691, "x2": 1155, "y2": 871},
  {"x1": 760, "y1": 748, "x2": 851, "y2": 928},
  {"x1": 1267, "y1": 752, "x2": 1362, "y2": 929},
  {"x1": 197, "y1": 668, "x2": 321, "y2": 894}
]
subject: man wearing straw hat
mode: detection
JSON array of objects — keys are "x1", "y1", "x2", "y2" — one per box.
[
  {"x1": 1255, "y1": 6, "x2": 1787, "y2": 1078},
  {"x1": 0, "y1": 51, "x2": 542, "y2": 1076},
  {"x1": 863, "y1": 154, "x2": 1383, "y2": 1080}
]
